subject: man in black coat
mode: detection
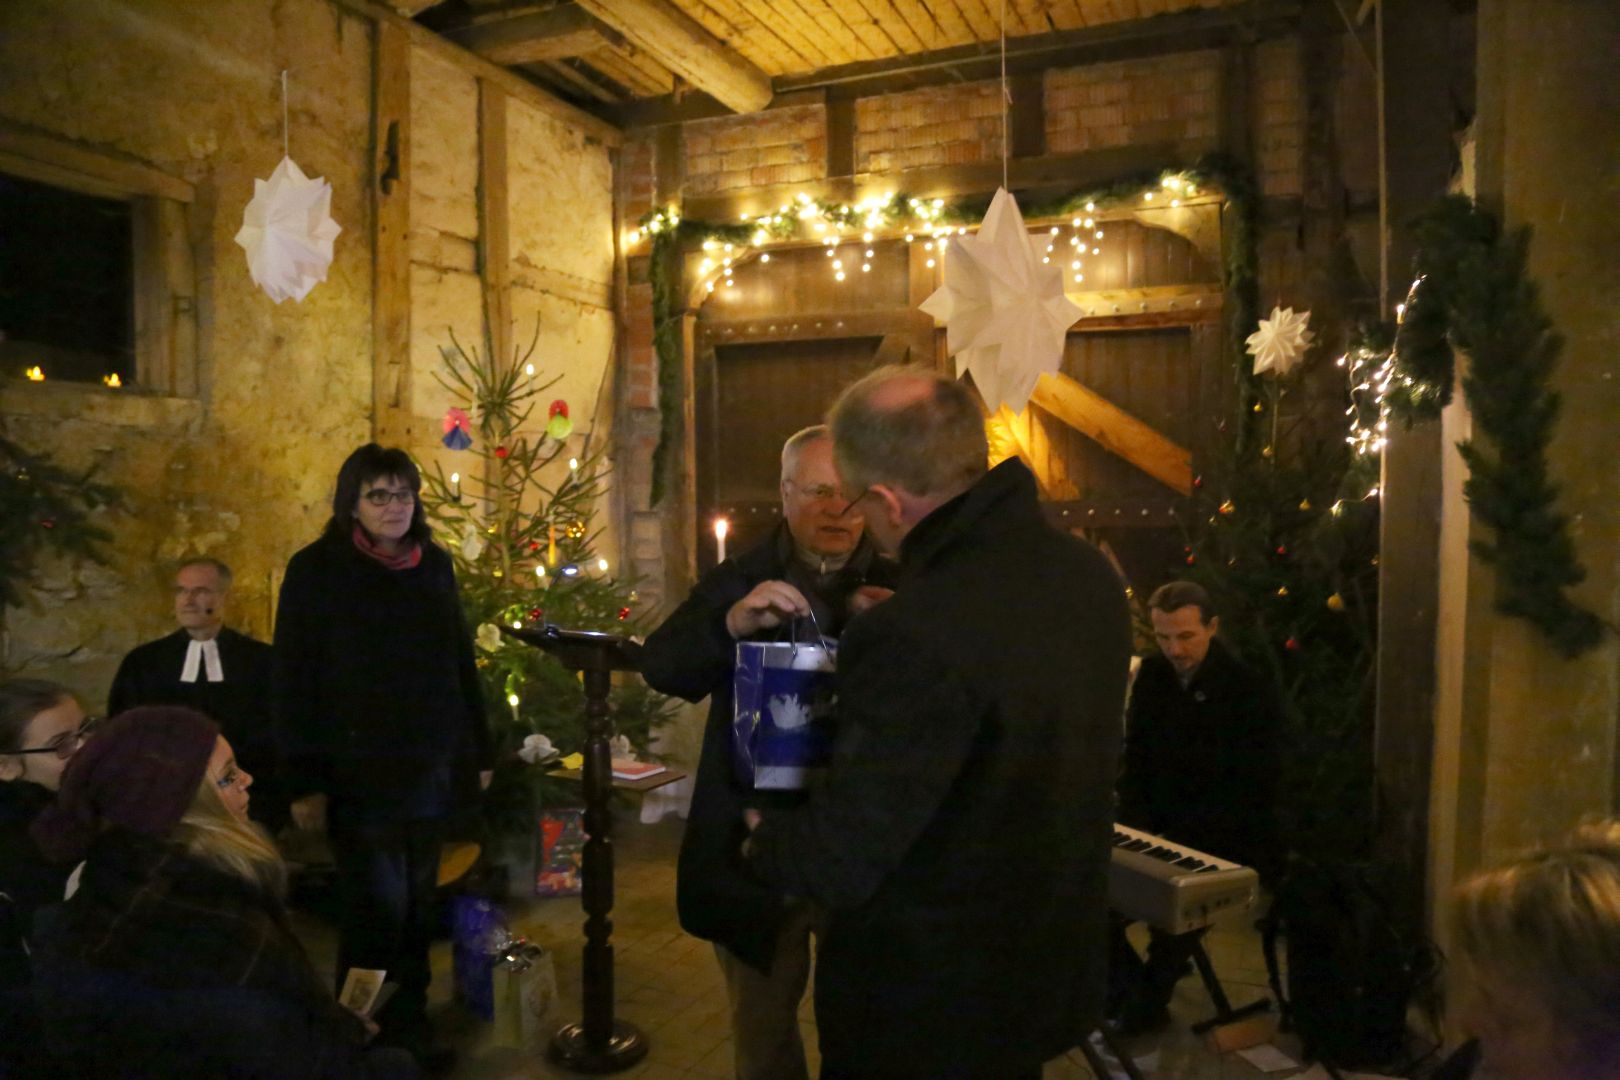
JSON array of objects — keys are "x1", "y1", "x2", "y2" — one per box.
[
  {"x1": 745, "y1": 368, "x2": 1132, "y2": 1079},
  {"x1": 1111, "y1": 579, "x2": 1283, "y2": 1032},
  {"x1": 108, "y1": 557, "x2": 282, "y2": 831},
  {"x1": 640, "y1": 425, "x2": 897, "y2": 1080}
]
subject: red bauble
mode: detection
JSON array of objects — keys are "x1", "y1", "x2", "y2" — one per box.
[
  {"x1": 494, "y1": 446, "x2": 510, "y2": 459},
  {"x1": 549, "y1": 399, "x2": 569, "y2": 420},
  {"x1": 617, "y1": 606, "x2": 631, "y2": 621},
  {"x1": 1275, "y1": 545, "x2": 1288, "y2": 556},
  {"x1": 1284, "y1": 636, "x2": 1300, "y2": 652},
  {"x1": 528, "y1": 541, "x2": 541, "y2": 552},
  {"x1": 528, "y1": 607, "x2": 544, "y2": 622},
  {"x1": 1192, "y1": 475, "x2": 1203, "y2": 488},
  {"x1": 1185, "y1": 554, "x2": 1196, "y2": 566}
]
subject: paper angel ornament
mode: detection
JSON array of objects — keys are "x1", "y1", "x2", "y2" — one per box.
[
  {"x1": 919, "y1": 188, "x2": 1083, "y2": 413},
  {"x1": 233, "y1": 157, "x2": 341, "y2": 303},
  {"x1": 442, "y1": 407, "x2": 473, "y2": 450},
  {"x1": 1246, "y1": 305, "x2": 1315, "y2": 376}
]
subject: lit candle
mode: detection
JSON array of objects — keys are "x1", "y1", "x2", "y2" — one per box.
[
  {"x1": 714, "y1": 517, "x2": 729, "y2": 563},
  {"x1": 507, "y1": 691, "x2": 520, "y2": 725},
  {"x1": 450, "y1": 472, "x2": 461, "y2": 501}
]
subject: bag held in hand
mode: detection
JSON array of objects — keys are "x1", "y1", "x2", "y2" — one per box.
[{"x1": 732, "y1": 618, "x2": 838, "y2": 791}]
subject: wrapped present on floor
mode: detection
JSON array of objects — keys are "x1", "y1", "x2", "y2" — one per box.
[
  {"x1": 535, "y1": 808, "x2": 585, "y2": 897},
  {"x1": 450, "y1": 895, "x2": 511, "y2": 1021},
  {"x1": 491, "y1": 940, "x2": 558, "y2": 1052},
  {"x1": 733, "y1": 628, "x2": 838, "y2": 791}
]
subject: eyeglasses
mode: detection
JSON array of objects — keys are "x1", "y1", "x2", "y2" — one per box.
[
  {"x1": 785, "y1": 480, "x2": 845, "y2": 502},
  {"x1": 362, "y1": 488, "x2": 416, "y2": 507},
  {"x1": 12, "y1": 716, "x2": 101, "y2": 759},
  {"x1": 838, "y1": 489, "x2": 870, "y2": 518}
]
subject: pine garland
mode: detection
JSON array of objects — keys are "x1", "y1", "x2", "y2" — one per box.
[
  {"x1": 1389, "y1": 196, "x2": 1605, "y2": 657},
  {"x1": 642, "y1": 153, "x2": 1261, "y2": 505}
]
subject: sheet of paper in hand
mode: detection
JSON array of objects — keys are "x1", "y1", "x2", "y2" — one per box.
[
  {"x1": 338, "y1": 967, "x2": 387, "y2": 1016},
  {"x1": 733, "y1": 637, "x2": 838, "y2": 790}
]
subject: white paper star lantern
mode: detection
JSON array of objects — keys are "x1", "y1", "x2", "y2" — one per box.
[
  {"x1": 919, "y1": 188, "x2": 1083, "y2": 413},
  {"x1": 233, "y1": 156, "x2": 341, "y2": 304},
  {"x1": 1246, "y1": 304, "x2": 1315, "y2": 377}
]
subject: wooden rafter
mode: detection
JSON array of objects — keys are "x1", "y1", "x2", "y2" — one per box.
[
  {"x1": 1029, "y1": 371, "x2": 1193, "y2": 495},
  {"x1": 574, "y1": 0, "x2": 774, "y2": 112},
  {"x1": 448, "y1": 6, "x2": 624, "y2": 64}
]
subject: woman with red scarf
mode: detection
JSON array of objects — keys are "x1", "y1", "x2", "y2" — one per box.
[{"x1": 274, "y1": 444, "x2": 491, "y2": 1070}]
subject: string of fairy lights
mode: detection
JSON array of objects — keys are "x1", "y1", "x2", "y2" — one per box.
[
  {"x1": 1341, "y1": 275, "x2": 1425, "y2": 459},
  {"x1": 628, "y1": 172, "x2": 1209, "y2": 296}
]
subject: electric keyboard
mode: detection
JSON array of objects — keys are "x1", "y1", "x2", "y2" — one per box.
[{"x1": 1108, "y1": 823, "x2": 1259, "y2": 935}]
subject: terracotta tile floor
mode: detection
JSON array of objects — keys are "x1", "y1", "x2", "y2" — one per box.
[{"x1": 293, "y1": 815, "x2": 1310, "y2": 1079}]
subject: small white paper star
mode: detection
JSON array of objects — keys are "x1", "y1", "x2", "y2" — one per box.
[
  {"x1": 919, "y1": 188, "x2": 1083, "y2": 413},
  {"x1": 233, "y1": 156, "x2": 342, "y2": 304},
  {"x1": 1246, "y1": 305, "x2": 1315, "y2": 376}
]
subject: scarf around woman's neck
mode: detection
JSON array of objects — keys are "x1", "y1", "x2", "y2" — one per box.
[{"x1": 352, "y1": 523, "x2": 422, "y2": 570}]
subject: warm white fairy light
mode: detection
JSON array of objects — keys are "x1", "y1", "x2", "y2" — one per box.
[{"x1": 598, "y1": 558, "x2": 609, "y2": 572}]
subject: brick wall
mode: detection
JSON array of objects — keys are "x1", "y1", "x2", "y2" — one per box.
[
  {"x1": 1253, "y1": 38, "x2": 1305, "y2": 197},
  {"x1": 854, "y1": 82, "x2": 1005, "y2": 173},
  {"x1": 683, "y1": 104, "x2": 827, "y2": 195},
  {"x1": 1044, "y1": 49, "x2": 1222, "y2": 156}
]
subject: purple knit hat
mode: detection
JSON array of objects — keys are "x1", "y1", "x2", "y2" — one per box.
[{"x1": 32, "y1": 706, "x2": 219, "y2": 864}]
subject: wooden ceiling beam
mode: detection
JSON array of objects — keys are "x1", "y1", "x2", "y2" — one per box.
[
  {"x1": 612, "y1": 0, "x2": 1298, "y2": 127},
  {"x1": 571, "y1": 0, "x2": 774, "y2": 113},
  {"x1": 448, "y1": 6, "x2": 626, "y2": 64}
]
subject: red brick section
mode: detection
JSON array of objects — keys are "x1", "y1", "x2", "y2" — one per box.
[
  {"x1": 855, "y1": 82, "x2": 1005, "y2": 174},
  {"x1": 684, "y1": 105, "x2": 827, "y2": 195},
  {"x1": 1044, "y1": 49, "x2": 1222, "y2": 158},
  {"x1": 619, "y1": 131, "x2": 658, "y2": 223},
  {"x1": 1252, "y1": 38, "x2": 1304, "y2": 197}
]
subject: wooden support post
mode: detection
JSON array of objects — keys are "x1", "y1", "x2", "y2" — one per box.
[
  {"x1": 478, "y1": 81, "x2": 512, "y2": 372},
  {"x1": 372, "y1": 21, "x2": 412, "y2": 447},
  {"x1": 826, "y1": 97, "x2": 856, "y2": 180},
  {"x1": 1030, "y1": 371, "x2": 1193, "y2": 495}
]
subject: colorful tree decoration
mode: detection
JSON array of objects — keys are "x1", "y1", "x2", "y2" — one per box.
[
  {"x1": 419, "y1": 328, "x2": 676, "y2": 832},
  {"x1": 546, "y1": 399, "x2": 574, "y2": 441},
  {"x1": 442, "y1": 407, "x2": 473, "y2": 450}
]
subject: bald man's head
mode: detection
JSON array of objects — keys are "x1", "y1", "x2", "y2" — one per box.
[{"x1": 827, "y1": 365, "x2": 987, "y2": 500}]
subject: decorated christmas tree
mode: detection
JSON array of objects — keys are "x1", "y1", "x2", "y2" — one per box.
[
  {"x1": 1, "y1": 432, "x2": 122, "y2": 610},
  {"x1": 418, "y1": 328, "x2": 676, "y2": 832},
  {"x1": 1178, "y1": 313, "x2": 1384, "y2": 860}
]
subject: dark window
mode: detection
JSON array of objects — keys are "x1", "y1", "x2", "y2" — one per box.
[{"x1": 0, "y1": 172, "x2": 134, "y2": 385}]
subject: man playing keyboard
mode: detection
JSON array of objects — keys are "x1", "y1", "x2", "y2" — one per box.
[{"x1": 1110, "y1": 580, "x2": 1283, "y2": 1035}]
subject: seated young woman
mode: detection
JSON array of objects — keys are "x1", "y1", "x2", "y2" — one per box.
[
  {"x1": 1, "y1": 678, "x2": 94, "y2": 1077},
  {"x1": 28, "y1": 705, "x2": 419, "y2": 1079}
]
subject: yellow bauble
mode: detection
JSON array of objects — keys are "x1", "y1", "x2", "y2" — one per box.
[{"x1": 1327, "y1": 593, "x2": 1345, "y2": 611}]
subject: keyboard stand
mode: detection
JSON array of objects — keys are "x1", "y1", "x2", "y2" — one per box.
[
  {"x1": 1188, "y1": 935, "x2": 1271, "y2": 1035},
  {"x1": 1077, "y1": 1026, "x2": 1149, "y2": 1080}
]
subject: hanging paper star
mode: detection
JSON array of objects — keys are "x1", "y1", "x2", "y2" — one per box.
[
  {"x1": 442, "y1": 407, "x2": 473, "y2": 450},
  {"x1": 233, "y1": 157, "x2": 341, "y2": 304},
  {"x1": 918, "y1": 188, "x2": 1083, "y2": 413},
  {"x1": 1246, "y1": 305, "x2": 1315, "y2": 377}
]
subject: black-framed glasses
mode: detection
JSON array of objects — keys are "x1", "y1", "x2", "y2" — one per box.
[
  {"x1": 362, "y1": 488, "x2": 417, "y2": 507},
  {"x1": 12, "y1": 716, "x2": 101, "y2": 759},
  {"x1": 837, "y1": 488, "x2": 870, "y2": 517}
]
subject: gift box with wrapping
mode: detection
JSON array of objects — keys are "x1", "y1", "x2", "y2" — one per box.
[
  {"x1": 535, "y1": 808, "x2": 585, "y2": 897},
  {"x1": 491, "y1": 941, "x2": 558, "y2": 1052},
  {"x1": 732, "y1": 630, "x2": 838, "y2": 791}
]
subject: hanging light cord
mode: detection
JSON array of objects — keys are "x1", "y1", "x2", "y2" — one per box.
[
  {"x1": 999, "y1": 0, "x2": 1009, "y2": 190},
  {"x1": 281, "y1": 68, "x2": 289, "y2": 159}
]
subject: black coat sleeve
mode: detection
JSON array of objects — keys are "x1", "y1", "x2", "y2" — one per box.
[
  {"x1": 1116, "y1": 666, "x2": 1159, "y2": 831},
  {"x1": 746, "y1": 613, "x2": 982, "y2": 910},
  {"x1": 106, "y1": 650, "x2": 142, "y2": 718},
  {"x1": 639, "y1": 561, "x2": 750, "y2": 703},
  {"x1": 272, "y1": 549, "x2": 328, "y2": 800},
  {"x1": 447, "y1": 562, "x2": 492, "y2": 771}
]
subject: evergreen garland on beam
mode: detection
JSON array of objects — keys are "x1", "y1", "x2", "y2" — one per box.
[
  {"x1": 641, "y1": 153, "x2": 1261, "y2": 506},
  {"x1": 1390, "y1": 195, "x2": 1606, "y2": 657}
]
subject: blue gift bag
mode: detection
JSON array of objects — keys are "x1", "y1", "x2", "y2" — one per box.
[
  {"x1": 732, "y1": 625, "x2": 838, "y2": 790},
  {"x1": 451, "y1": 895, "x2": 511, "y2": 1021}
]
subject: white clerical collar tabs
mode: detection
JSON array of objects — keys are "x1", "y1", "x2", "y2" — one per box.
[{"x1": 180, "y1": 638, "x2": 225, "y2": 683}]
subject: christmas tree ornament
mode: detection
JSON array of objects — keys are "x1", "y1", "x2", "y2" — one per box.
[
  {"x1": 442, "y1": 408, "x2": 473, "y2": 450},
  {"x1": 460, "y1": 526, "x2": 486, "y2": 562},
  {"x1": 1252, "y1": 401, "x2": 1264, "y2": 413},
  {"x1": 1284, "y1": 636, "x2": 1300, "y2": 652},
  {"x1": 1275, "y1": 545, "x2": 1288, "y2": 556},
  {"x1": 233, "y1": 156, "x2": 341, "y2": 304},
  {"x1": 1185, "y1": 554, "x2": 1196, "y2": 566},
  {"x1": 1218, "y1": 500, "x2": 1236, "y2": 515},
  {"x1": 1276, "y1": 586, "x2": 1289, "y2": 597},
  {"x1": 918, "y1": 188, "x2": 1083, "y2": 413},
  {"x1": 1326, "y1": 593, "x2": 1346, "y2": 611},
  {"x1": 1298, "y1": 498, "x2": 1313, "y2": 511},
  {"x1": 618, "y1": 607, "x2": 631, "y2": 621},
  {"x1": 1192, "y1": 475, "x2": 1203, "y2": 488},
  {"x1": 1246, "y1": 305, "x2": 1315, "y2": 377},
  {"x1": 475, "y1": 623, "x2": 502, "y2": 651},
  {"x1": 494, "y1": 445, "x2": 510, "y2": 460},
  {"x1": 546, "y1": 399, "x2": 574, "y2": 441},
  {"x1": 565, "y1": 519, "x2": 587, "y2": 541},
  {"x1": 528, "y1": 606, "x2": 544, "y2": 621}
]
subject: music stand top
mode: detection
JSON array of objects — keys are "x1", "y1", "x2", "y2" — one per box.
[{"x1": 501, "y1": 624, "x2": 643, "y2": 673}]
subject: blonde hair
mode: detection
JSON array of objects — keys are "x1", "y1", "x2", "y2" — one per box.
[
  {"x1": 1454, "y1": 819, "x2": 1620, "y2": 1064},
  {"x1": 171, "y1": 776, "x2": 286, "y2": 898}
]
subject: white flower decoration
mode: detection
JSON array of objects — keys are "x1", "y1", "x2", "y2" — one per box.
[
  {"x1": 518, "y1": 733, "x2": 556, "y2": 764},
  {"x1": 475, "y1": 622, "x2": 502, "y2": 652},
  {"x1": 1246, "y1": 305, "x2": 1315, "y2": 377}
]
